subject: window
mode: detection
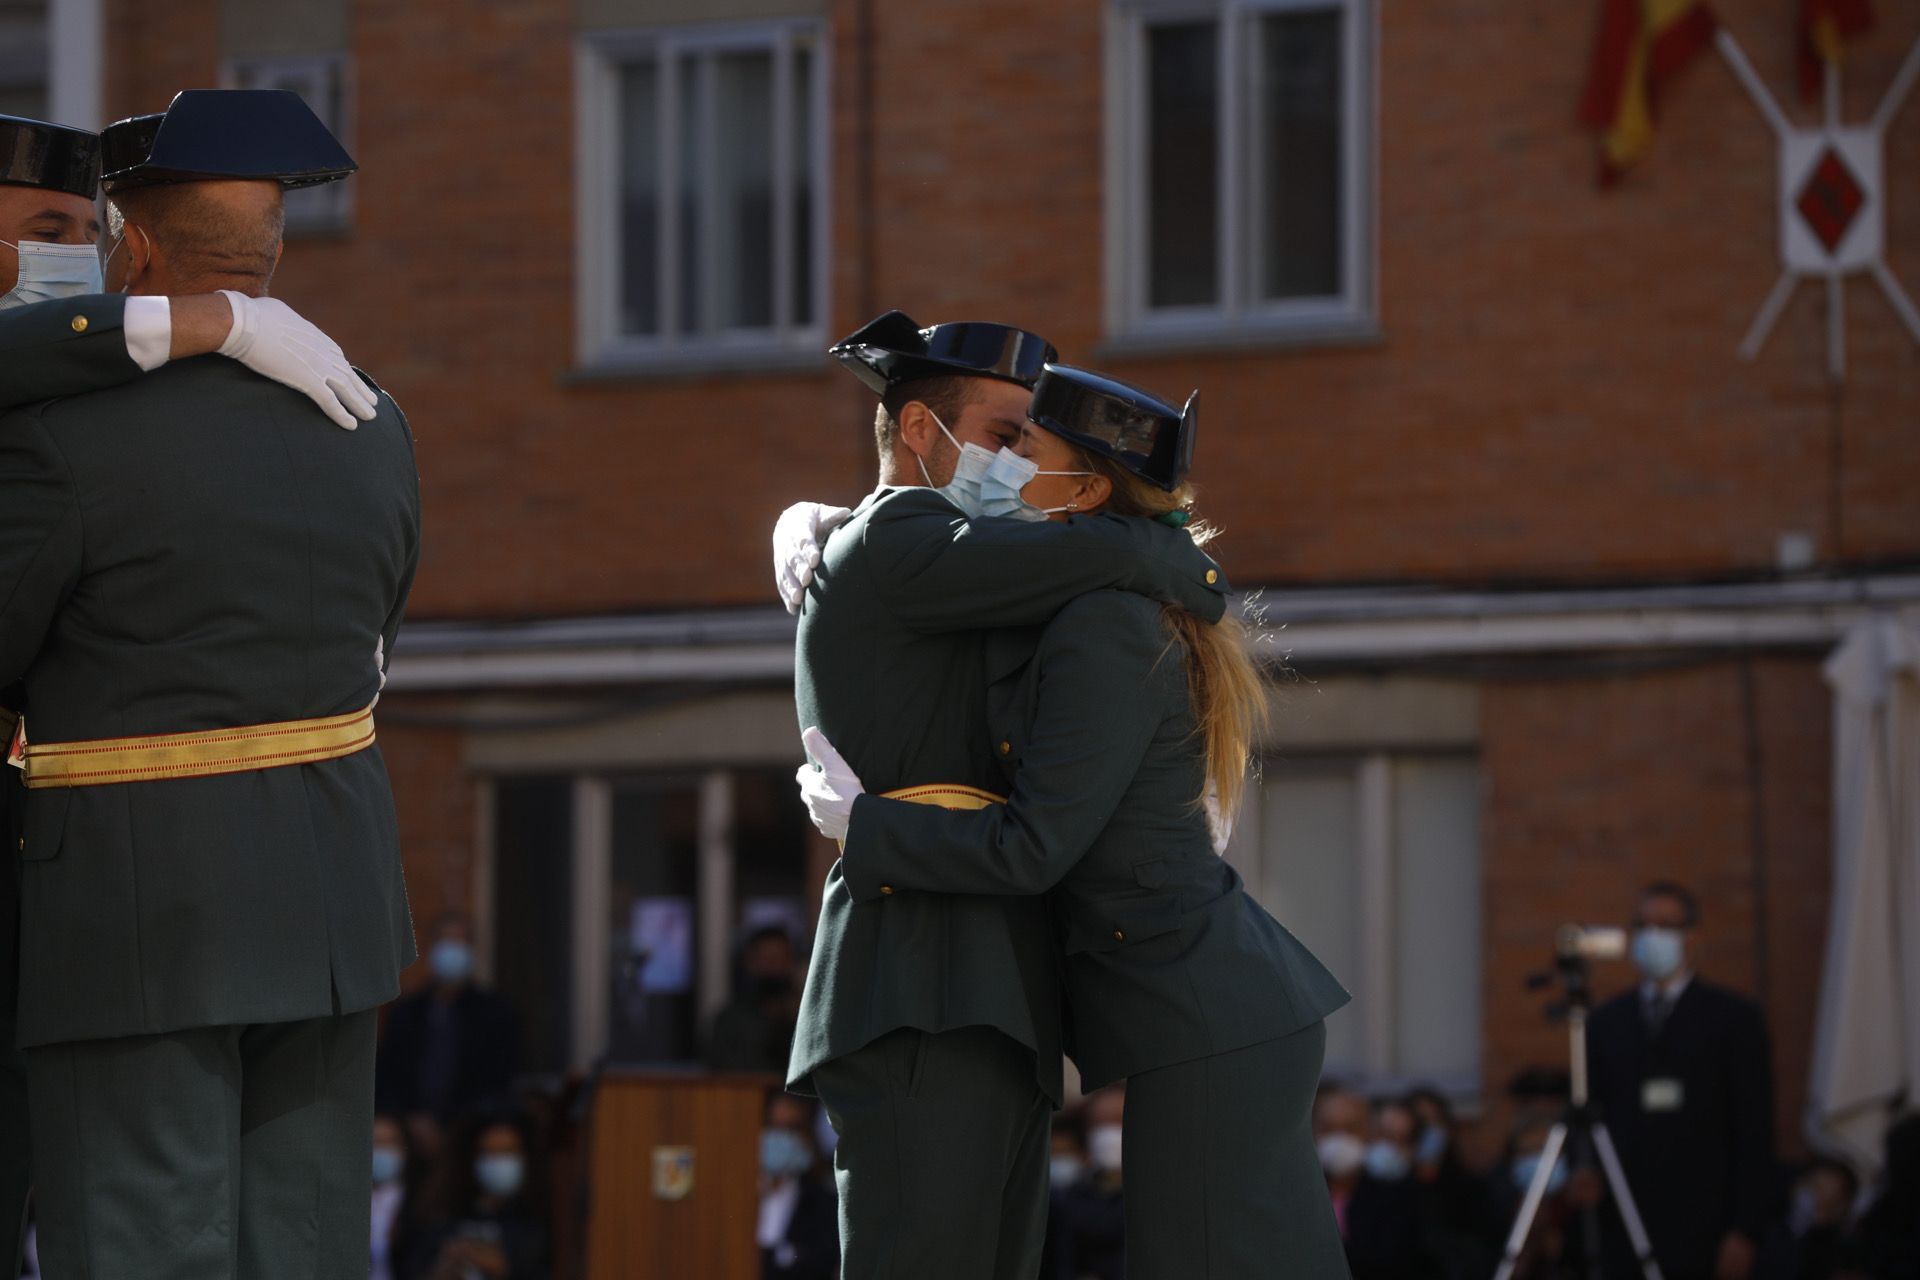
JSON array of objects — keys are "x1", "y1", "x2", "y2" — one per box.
[
  {"x1": 223, "y1": 54, "x2": 353, "y2": 233},
  {"x1": 1229, "y1": 752, "x2": 1481, "y2": 1092},
  {"x1": 0, "y1": 1, "x2": 48, "y2": 120},
  {"x1": 1107, "y1": 0, "x2": 1374, "y2": 343},
  {"x1": 575, "y1": 22, "x2": 826, "y2": 369},
  {"x1": 490, "y1": 767, "x2": 817, "y2": 1073}
]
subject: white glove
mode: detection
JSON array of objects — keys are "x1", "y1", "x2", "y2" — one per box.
[
  {"x1": 773, "y1": 502, "x2": 855, "y2": 615},
  {"x1": 218, "y1": 291, "x2": 379, "y2": 431},
  {"x1": 1204, "y1": 780, "x2": 1234, "y2": 856},
  {"x1": 795, "y1": 726, "x2": 865, "y2": 840}
]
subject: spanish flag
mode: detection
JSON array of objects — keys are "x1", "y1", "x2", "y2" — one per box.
[
  {"x1": 1580, "y1": 0, "x2": 1719, "y2": 184},
  {"x1": 1800, "y1": 0, "x2": 1874, "y2": 100}
]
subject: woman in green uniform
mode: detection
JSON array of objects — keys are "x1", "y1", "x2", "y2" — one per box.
[{"x1": 796, "y1": 365, "x2": 1353, "y2": 1278}]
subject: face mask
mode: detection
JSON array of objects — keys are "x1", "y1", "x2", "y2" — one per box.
[
  {"x1": 761, "y1": 1128, "x2": 813, "y2": 1179},
  {"x1": 1415, "y1": 1126, "x2": 1449, "y2": 1166},
  {"x1": 1511, "y1": 1153, "x2": 1568, "y2": 1195},
  {"x1": 430, "y1": 939, "x2": 475, "y2": 985},
  {"x1": 1365, "y1": 1140, "x2": 1412, "y2": 1182},
  {"x1": 917, "y1": 411, "x2": 997, "y2": 518},
  {"x1": 1087, "y1": 1124, "x2": 1124, "y2": 1173},
  {"x1": 977, "y1": 445, "x2": 1095, "y2": 523},
  {"x1": 1048, "y1": 1154, "x2": 1085, "y2": 1190},
  {"x1": 1318, "y1": 1133, "x2": 1366, "y2": 1177},
  {"x1": 1631, "y1": 927, "x2": 1685, "y2": 983},
  {"x1": 475, "y1": 1152, "x2": 525, "y2": 1198},
  {"x1": 372, "y1": 1145, "x2": 406, "y2": 1185},
  {"x1": 0, "y1": 239, "x2": 103, "y2": 310}
]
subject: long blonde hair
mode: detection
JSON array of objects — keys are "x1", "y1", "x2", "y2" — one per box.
[{"x1": 1076, "y1": 451, "x2": 1271, "y2": 819}]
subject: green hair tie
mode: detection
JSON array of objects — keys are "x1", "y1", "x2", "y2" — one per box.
[{"x1": 1156, "y1": 510, "x2": 1191, "y2": 528}]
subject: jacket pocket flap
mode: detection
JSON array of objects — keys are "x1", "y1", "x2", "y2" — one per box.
[{"x1": 1062, "y1": 893, "x2": 1183, "y2": 955}]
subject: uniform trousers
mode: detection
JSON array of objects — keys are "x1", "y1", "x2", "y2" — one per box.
[
  {"x1": 812, "y1": 1024, "x2": 1052, "y2": 1280},
  {"x1": 1124, "y1": 1019, "x2": 1349, "y2": 1279},
  {"x1": 26, "y1": 1009, "x2": 377, "y2": 1280}
]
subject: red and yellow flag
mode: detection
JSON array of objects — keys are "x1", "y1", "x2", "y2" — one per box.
[
  {"x1": 1580, "y1": 0, "x2": 1719, "y2": 183},
  {"x1": 1800, "y1": 0, "x2": 1874, "y2": 99}
]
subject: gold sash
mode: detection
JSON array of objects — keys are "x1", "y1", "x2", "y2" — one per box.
[
  {"x1": 22, "y1": 702, "x2": 377, "y2": 789},
  {"x1": 879, "y1": 783, "x2": 1006, "y2": 810}
]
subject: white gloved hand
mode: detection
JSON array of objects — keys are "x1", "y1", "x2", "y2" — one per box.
[
  {"x1": 218, "y1": 291, "x2": 379, "y2": 431},
  {"x1": 773, "y1": 502, "x2": 855, "y2": 615},
  {"x1": 795, "y1": 726, "x2": 865, "y2": 840},
  {"x1": 1203, "y1": 780, "x2": 1235, "y2": 856}
]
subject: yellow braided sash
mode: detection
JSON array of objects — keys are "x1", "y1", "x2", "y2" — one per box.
[
  {"x1": 22, "y1": 702, "x2": 377, "y2": 789},
  {"x1": 878, "y1": 783, "x2": 1006, "y2": 810}
]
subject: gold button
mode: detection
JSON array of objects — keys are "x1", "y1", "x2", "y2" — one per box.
[
  {"x1": 1205, "y1": 569, "x2": 1218, "y2": 585},
  {"x1": 880, "y1": 885, "x2": 894, "y2": 896},
  {"x1": 999, "y1": 741, "x2": 1012, "y2": 756},
  {"x1": 71, "y1": 315, "x2": 89, "y2": 333},
  {"x1": 1112, "y1": 929, "x2": 1126, "y2": 942}
]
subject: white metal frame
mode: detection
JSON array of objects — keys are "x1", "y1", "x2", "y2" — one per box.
[
  {"x1": 1104, "y1": 0, "x2": 1376, "y2": 342},
  {"x1": 220, "y1": 53, "x2": 355, "y2": 232},
  {"x1": 574, "y1": 20, "x2": 829, "y2": 369},
  {"x1": 47, "y1": 0, "x2": 102, "y2": 130}
]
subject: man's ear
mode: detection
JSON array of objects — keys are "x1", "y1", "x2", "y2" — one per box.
[
  {"x1": 897, "y1": 400, "x2": 937, "y2": 459},
  {"x1": 123, "y1": 223, "x2": 155, "y2": 290}
]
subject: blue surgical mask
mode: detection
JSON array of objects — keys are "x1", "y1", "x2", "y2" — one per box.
[
  {"x1": 1049, "y1": 1154, "x2": 1085, "y2": 1189},
  {"x1": 430, "y1": 939, "x2": 475, "y2": 985},
  {"x1": 1365, "y1": 1140, "x2": 1411, "y2": 1182},
  {"x1": 372, "y1": 1144, "x2": 405, "y2": 1185},
  {"x1": 1632, "y1": 927, "x2": 1685, "y2": 983},
  {"x1": 761, "y1": 1128, "x2": 814, "y2": 1178},
  {"x1": 1415, "y1": 1125, "x2": 1449, "y2": 1166},
  {"x1": 475, "y1": 1153, "x2": 525, "y2": 1198},
  {"x1": 0, "y1": 239, "x2": 102, "y2": 310},
  {"x1": 977, "y1": 443, "x2": 1094, "y2": 523},
  {"x1": 1511, "y1": 1153, "x2": 1568, "y2": 1195},
  {"x1": 918, "y1": 410, "x2": 997, "y2": 518}
]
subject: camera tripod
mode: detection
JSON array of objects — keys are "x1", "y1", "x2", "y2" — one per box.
[{"x1": 1495, "y1": 987, "x2": 1664, "y2": 1280}]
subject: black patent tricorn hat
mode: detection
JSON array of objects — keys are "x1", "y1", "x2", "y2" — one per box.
[
  {"x1": 102, "y1": 90, "x2": 355, "y2": 191},
  {"x1": 829, "y1": 310, "x2": 1059, "y2": 397},
  {"x1": 0, "y1": 115, "x2": 100, "y2": 199},
  {"x1": 1027, "y1": 364, "x2": 1198, "y2": 492}
]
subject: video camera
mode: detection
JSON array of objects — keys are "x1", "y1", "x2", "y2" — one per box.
[{"x1": 1529, "y1": 925, "x2": 1630, "y2": 1013}]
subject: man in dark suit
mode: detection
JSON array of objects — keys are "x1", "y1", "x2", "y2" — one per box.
[
  {"x1": 375, "y1": 912, "x2": 522, "y2": 1153},
  {"x1": 0, "y1": 91, "x2": 420, "y2": 1279},
  {"x1": 1587, "y1": 881, "x2": 1777, "y2": 1280}
]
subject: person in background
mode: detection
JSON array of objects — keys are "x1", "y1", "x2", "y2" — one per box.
[
  {"x1": 1755, "y1": 1157, "x2": 1858, "y2": 1280},
  {"x1": 371, "y1": 1113, "x2": 423, "y2": 1280},
  {"x1": 1041, "y1": 1107, "x2": 1089, "y2": 1279},
  {"x1": 707, "y1": 926, "x2": 804, "y2": 1073},
  {"x1": 1052, "y1": 1086, "x2": 1126, "y2": 1280},
  {"x1": 1407, "y1": 1086, "x2": 1500, "y2": 1280},
  {"x1": 1348, "y1": 1097, "x2": 1425, "y2": 1280},
  {"x1": 412, "y1": 1112, "x2": 549, "y2": 1280},
  {"x1": 1840, "y1": 1113, "x2": 1920, "y2": 1280},
  {"x1": 1585, "y1": 881, "x2": 1777, "y2": 1280},
  {"x1": 1487, "y1": 1111, "x2": 1576, "y2": 1280},
  {"x1": 758, "y1": 1089, "x2": 839, "y2": 1280},
  {"x1": 376, "y1": 913, "x2": 522, "y2": 1158}
]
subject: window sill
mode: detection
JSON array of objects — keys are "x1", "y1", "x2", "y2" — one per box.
[
  {"x1": 1094, "y1": 317, "x2": 1385, "y2": 361},
  {"x1": 564, "y1": 346, "x2": 831, "y2": 385}
]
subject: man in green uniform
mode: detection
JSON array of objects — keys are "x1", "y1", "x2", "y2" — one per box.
[
  {"x1": 786, "y1": 311, "x2": 1228, "y2": 1279},
  {"x1": 0, "y1": 90, "x2": 420, "y2": 1279},
  {"x1": 0, "y1": 109, "x2": 377, "y2": 1276}
]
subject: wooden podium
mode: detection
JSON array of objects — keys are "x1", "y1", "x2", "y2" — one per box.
[{"x1": 582, "y1": 1070, "x2": 779, "y2": 1280}]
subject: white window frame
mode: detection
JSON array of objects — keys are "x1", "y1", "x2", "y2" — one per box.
[
  {"x1": 220, "y1": 53, "x2": 354, "y2": 234},
  {"x1": 574, "y1": 21, "x2": 829, "y2": 372},
  {"x1": 1104, "y1": 0, "x2": 1376, "y2": 347},
  {"x1": 1228, "y1": 749, "x2": 1481, "y2": 1096}
]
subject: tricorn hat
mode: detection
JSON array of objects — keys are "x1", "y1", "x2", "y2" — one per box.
[
  {"x1": 101, "y1": 90, "x2": 355, "y2": 191},
  {"x1": 0, "y1": 115, "x2": 100, "y2": 199},
  {"x1": 829, "y1": 310, "x2": 1058, "y2": 398},
  {"x1": 1027, "y1": 364, "x2": 1198, "y2": 492}
]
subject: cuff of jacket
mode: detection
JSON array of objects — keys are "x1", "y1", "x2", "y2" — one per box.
[{"x1": 838, "y1": 793, "x2": 896, "y2": 905}]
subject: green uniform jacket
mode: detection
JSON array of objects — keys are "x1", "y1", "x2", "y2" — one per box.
[
  {"x1": 790, "y1": 488, "x2": 1228, "y2": 1103},
  {"x1": 0, "y1": 293, "x2": 145, "y2": 1271},
  {"x1": 0, "y1": 295, "x2": 141, "y2": 408},
  {"x1": 0, "y1": 355, "x2": 421, "y2": 1049},
  {"x1": 840, "y1": 589, "x2": 1350, "y2": 1092}
]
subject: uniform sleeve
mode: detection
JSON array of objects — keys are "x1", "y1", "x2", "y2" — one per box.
[
  {"x1": 839, "y1": 595, "x2": 1174, "y2": 901},
  {"x1": 378, "y1": 392, "x2": 422, "y2": 676},
  {"x1": 0, "y1": 296, "x2": 140, "y2": 409},
  {"x1": 0, "y1": 411, "x2": 84, "y2": 687},
  {"x1": 860, "y1": 490, "x2": 1229, "y2": 632}
]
